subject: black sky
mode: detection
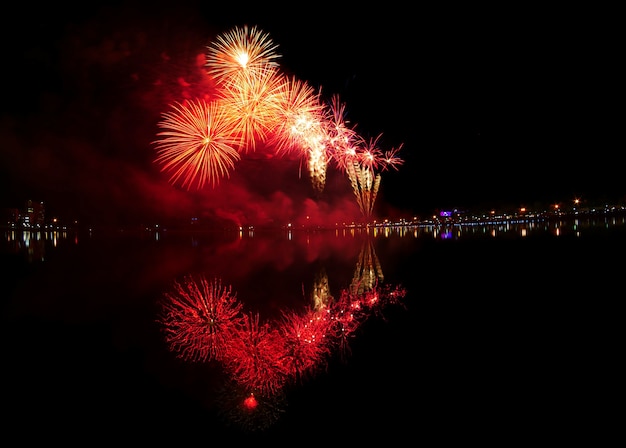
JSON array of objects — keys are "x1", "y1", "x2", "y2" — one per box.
[{"x1": 1, "y1": 2, "x2": 623, "y2": 225}]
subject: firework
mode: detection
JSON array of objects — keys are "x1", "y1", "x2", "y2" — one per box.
[
  {"x1": 216, "y1": 67, "x2": 285, "y2": 152},
  {"x1": 346, "y1": 161, "x2": 380, "y2": 219},
  {"x1": 205, "y1": 25, "x2": 282, "y2": 86},
  {"x1": 222, "y1": 312, "x2": 290, "y2": 397},
  {"x1": 381, "y1": 144, "x2": 405, "y2": 171},
  {"x1": 267, "y1": 75, "x2": 326, "y2": 156},
  {"x1": 277, "y1": 307, "x2": 333, "y2": 382},
  {"x1": 333, "y1": 133, "x2": 404, "y2": 219},
  {"x1": 153, "y1": 98, "x2": 241, "y2": 190},
  {"x1": 325, "y1": 94, "x2": 359, "y2": 168},
  {"x1": 154, "y1": 24, "x2": 405, "y2": 212},
  {"x1": 157, "y1": 275, "x2": 243, "y2": 363}
]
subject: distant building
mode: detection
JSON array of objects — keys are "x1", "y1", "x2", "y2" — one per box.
[
  {"x1": 23, "y1": 200, "x2": 46, "y2": 228},
  {"x1": 3, "y1": 200, "x2": 47, "y2": 229}
]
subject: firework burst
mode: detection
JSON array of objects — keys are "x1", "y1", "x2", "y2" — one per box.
[
  {"x1": 277, "y1": 307, "x2": 333, "y2": 382},
  {"x1": 217, "y1": 67, "x2": 285, "y2": 153},
  {"x1": 222, "y1": 312, "x2": 290, "y2": 397},
  {"x1": 205, "y1": 25, "x2": 282, "y2": 86},
  {"x1": 153, "y1": 98, "x2": 241, "y2": 190},
  {"x1": 266, "y1": 75, "x2": 326, "y2": 156}
]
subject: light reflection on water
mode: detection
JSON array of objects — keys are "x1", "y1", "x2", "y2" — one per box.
[
  {"x1": 1, "y1": 216, "x2": 623, "y2": 437},
  {"x1": 2, "y1": 225, "x2": 415, "y2": 433},
  {"x1": 3, "y1": 215, "x2": 626, "y2": 261}
]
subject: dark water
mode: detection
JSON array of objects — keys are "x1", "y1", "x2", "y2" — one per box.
[{"x1": 1, "y1": 219, "x2": 622, "y2": 443}]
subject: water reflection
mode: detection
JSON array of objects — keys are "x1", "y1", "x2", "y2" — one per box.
[
  {"x1": 2, "y1": 228, "x2": 79, "y2": 262},
  {"x1": 3, "y1": 215, "x2": 625, "y2": 263},
  {"x1": 156, "y1": 237, "x2": 406, "y2": 432},
  {"x1": 1, "y1": 216, "x2": 622, "y2": 438},
  {"x1": 407, "y1": 215, "x2": 626, "y2": 240}
]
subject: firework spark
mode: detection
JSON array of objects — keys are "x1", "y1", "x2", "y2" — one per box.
[{"x1": 153, "y1": 98, "x2": 241, "y2": 190}]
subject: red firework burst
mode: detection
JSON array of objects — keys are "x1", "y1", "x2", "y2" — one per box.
[
  {"x1": 277, "y1": 307, "x2": 334, "y2": 382},
  {"x1": 222, "y1": 312, "x2": 290, "y2": 397},
  {"x1": 157, "y1": 275, "x2": 243, "y2": 362}
]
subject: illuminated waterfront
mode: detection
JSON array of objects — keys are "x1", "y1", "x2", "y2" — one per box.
[
  {"x1": 4, "y1": 207, "x2": 626, "y2": 264},
  {"x1": 2, "y1": 209, "x2": 622, "y2": 443}
]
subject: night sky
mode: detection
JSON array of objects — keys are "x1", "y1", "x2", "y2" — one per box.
[{"x1": 1, "y1": 2, "x2": 622, "y2": 226}]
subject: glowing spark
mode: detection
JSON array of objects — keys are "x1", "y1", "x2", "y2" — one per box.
[{"x1": 243, "y1": 394, "x2": 258, "y2": 411}]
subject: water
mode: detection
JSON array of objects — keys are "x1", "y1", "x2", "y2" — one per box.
[{"x1": 1, "y1": 217, "x2": 622, "y2": 443}]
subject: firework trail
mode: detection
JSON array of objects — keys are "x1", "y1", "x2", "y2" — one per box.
[
  {"x1": 157, "y1": 275, "x2": 243, "y2": 362},
  {"x1": 153, "y1": 99, "x2": 242, "y2": 190},
  {"x1": 346, "y1": 160, "x2": 380, "y2": 220},
  {"x1": 335, "y1": 129, "x2": 404, "y2": 220}
]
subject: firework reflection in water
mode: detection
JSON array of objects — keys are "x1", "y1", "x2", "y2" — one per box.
[
  {"x1": 157, "y1": 256, "x2": 406, "y2": 432},
  {"x1": 157, "y1": 275, "x2": 243, "y2": 363}
]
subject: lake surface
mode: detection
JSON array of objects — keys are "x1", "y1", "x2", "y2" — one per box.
[{"x1": 1, "y1": 217, "x2": 622, "y2": 443}]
